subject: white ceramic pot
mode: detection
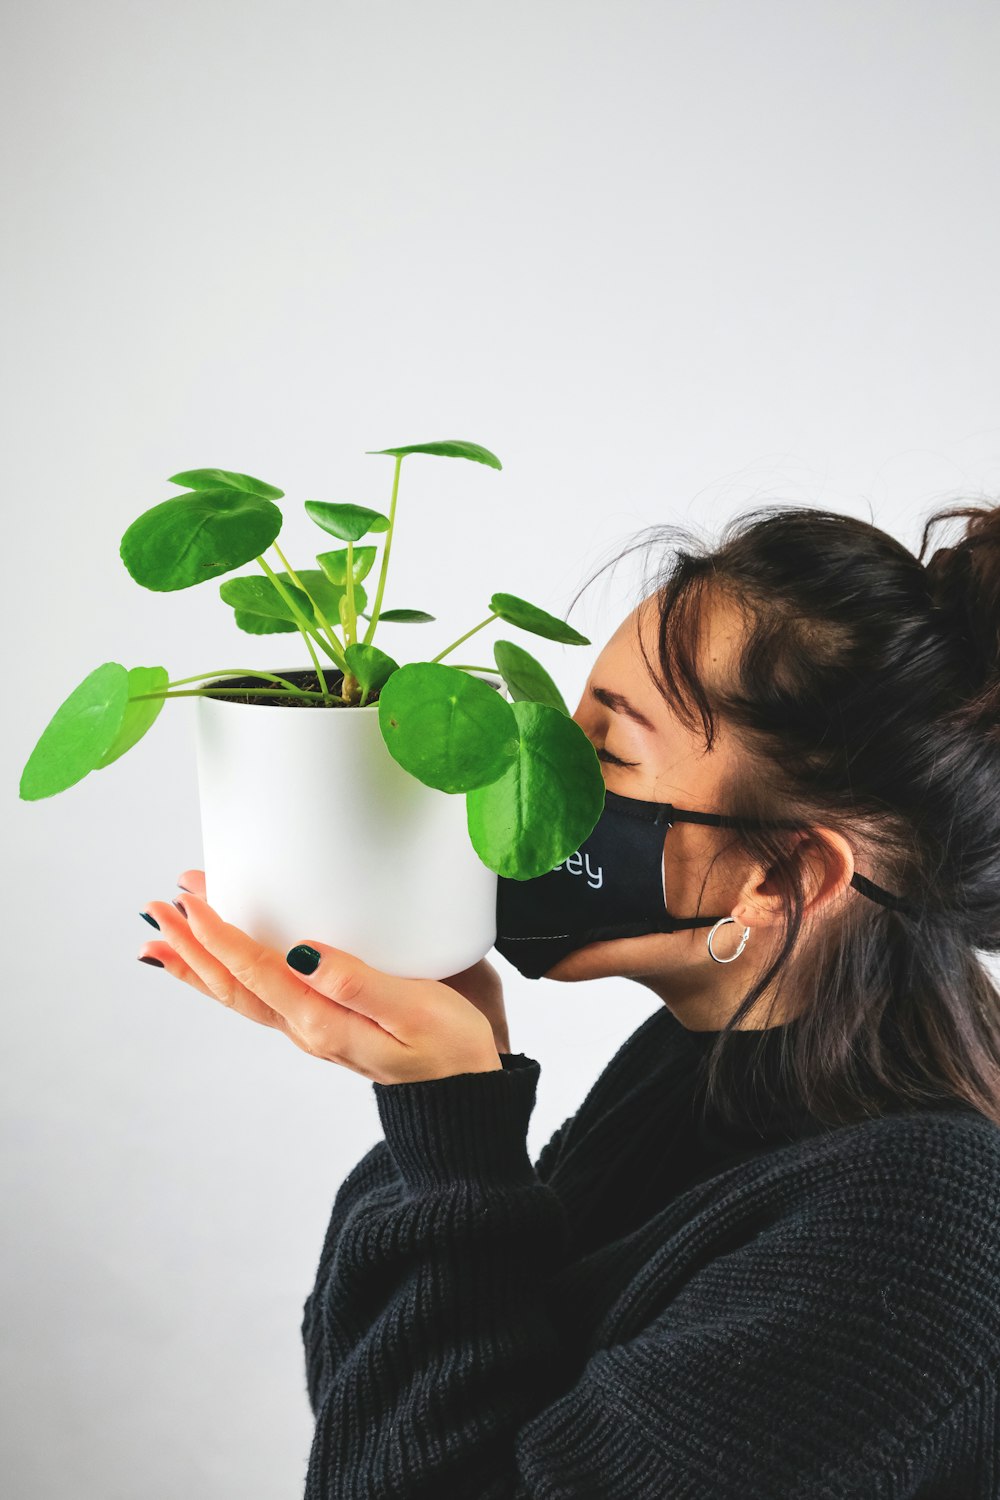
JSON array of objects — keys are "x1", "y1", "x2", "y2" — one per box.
[{"x1": 193, "y1": 667, "x2": 508, "y2": 979}]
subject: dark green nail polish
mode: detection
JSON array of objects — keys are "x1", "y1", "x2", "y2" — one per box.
[
  {"x1": 140, "y1": 911, "x2": 160, "y2": 930},
  {"x1": 286, "y1": 944, "x2": 321, "y2": 975}
]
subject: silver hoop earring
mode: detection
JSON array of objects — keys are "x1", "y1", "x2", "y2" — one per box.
[{"x1": 706, "y1": 916, "x2": 751, "y2": 964}]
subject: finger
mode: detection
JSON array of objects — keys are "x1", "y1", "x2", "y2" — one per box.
[
  {"x1": 176, "y1": 869, "x2": 206, "y2": 898},
  {"x1": 143, "y1": 900, "x2": 290, "y2": 1032},
  {"x1": 175, "y1": 892, "x2": 394, "y2": 1059},
  {"x1": 282, "y1": 933, "x2": 435, "y2": 1042},
  {"x1": 136, "y1": 940, "x2": 218, "y2": 1000}
]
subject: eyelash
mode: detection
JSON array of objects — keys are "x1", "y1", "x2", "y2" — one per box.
[{"x1": 597, "y1": 748, "x2": 639, "y2": 768}]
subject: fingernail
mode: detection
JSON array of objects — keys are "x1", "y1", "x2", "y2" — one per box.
[
  {"x1": 172, "y1": 899, "x2": 187, "y2": 917},
  {"x1": 286, "y1": 944, "x2": 321, "y2": 975},
  {"x1": 177, "y1": 884, "x2": 193, "y2": 893},
  {"x1": 140, "y1": 911, "x2": 160, "y2": 930},
  {"x1": 138, "y1": 955, "x2": 164, "y2": 967}
]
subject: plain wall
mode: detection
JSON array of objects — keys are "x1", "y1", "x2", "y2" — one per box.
[{"x1": 3, "y1": 1, "x2": 999, "y2": 1494}]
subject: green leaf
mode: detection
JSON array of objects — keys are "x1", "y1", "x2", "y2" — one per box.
[
  {"x1": 219, "y1": 571, "x2": 367, "y2": 634},
  {"x1": 287, "y1": 569, "x2": 367, "y2": 624},
  {"x1": 166, "y1": 467, "x2": 284, "y2": 499},
  {"x1": 377, "y1": 663, "x2": 518, "y2": 794},
  {"x1": 304, "y1": 501, "x2": 390, "y2": 542},
  {"x1": 364, "y1": 439, "x2": 502, "y2": 470},
  {"x1": 19, "y1": 662, "x2": 131, "y2": 800},
  {"x1": 489, "y1": 591, "x2": 589, "y2": 645},
  {"x1": 344, "y1": 643, "x2": 399, "y2": 696},
  {"x1": 359, "y1": 608, "x2": 435, "y2": 623},
  {"x1": 492, "y1": 639, "x2": 569, "y2": 714},
  {"x1": 93, "y1": 665, "x2": 170, "y2": 769},
  {"x1": 120, "y1": 488, "x2": 283, "y2": 591},
  {"x1": 316, "y1": 545, "x2": 378, "y2": 586},
  {"x1": 233, "y1": 611, "x2": 298, "y2": 635},
  {"x1": 219, "y1": 575, "x2": 318, "y2": 630},
  {"x1": 466, "y1": 701, "x2": 605, "y2": 879}
]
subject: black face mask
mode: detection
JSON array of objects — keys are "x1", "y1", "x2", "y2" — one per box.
[{"x1": 494, "y1": 787, "x2": 913, "y2": 980}]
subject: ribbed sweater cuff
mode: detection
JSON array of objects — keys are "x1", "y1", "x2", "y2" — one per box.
[{"x1": 371, "y1": 1052, "x2": 541, "y2": 1190}]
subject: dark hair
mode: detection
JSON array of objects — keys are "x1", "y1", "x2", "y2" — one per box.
[{"x1": 568, "y1": 500, "x2": 1000, "y2": 1130}]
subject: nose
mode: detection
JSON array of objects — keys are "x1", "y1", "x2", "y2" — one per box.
[{"x1": 570, "y1": 691, "x2": 592, "y2": 734}]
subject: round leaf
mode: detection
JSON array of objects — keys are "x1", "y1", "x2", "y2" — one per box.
[
  {"x1": 364, "y1": 440, "x2": 502, "y2": 470},
  {"x1": 465, "y1": 701, "x2": 605, "y2": 879},
  {"x1": 359, "y1": 608, "x2": 435, "y2": 623},
  {"x1": 234, "y1": 611, "x2": 297, "y2": 636},
  {"x1": 19, "y1": 662, "x2": 130, "y2": 800},
  {"x1": 304, "y1": 501, "x2": 390, "y2": 542},
  {"x1": 166, "y1": 467, "x2": 284, "y2": 499},
  {"x1": 377, "y1": 663, "x2": 518, "y2": 794},
  {"x1": 288, "y1": 569, "x2": 367, "y2": 624},
  {"x1": 219, "y1": 570, "x2": 368, "y2": 635},
  {"x1": 316, "y1": 545, "x2": 378, "y2": 585},
  {"x1": 219, "y1": 574, "x2": 317, "y2": 630},
  {"x1": 490, "y1": 592, "x2": 589, "y2": 646},
  {"x1": 492, "y1": 639, "x2": 569, "y2": 714},
  {"x1": 344, "y1": 643, "x2": 399, "y2": 696},
  {"x1": 93, "y1": 665, "x2": 170, "y2": 770},
  {"x1": 120, "y1": 489, "x2": 283, "y2": 591}
]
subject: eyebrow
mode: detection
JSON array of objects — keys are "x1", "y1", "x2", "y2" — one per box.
[{"x1": 589, "y1": 684, "x2": 657, "y2": 732}]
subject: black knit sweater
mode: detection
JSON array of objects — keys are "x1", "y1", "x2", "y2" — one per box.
[{"x1": 299, "y1": 1003, "x2": 1000, "y2": 1498}]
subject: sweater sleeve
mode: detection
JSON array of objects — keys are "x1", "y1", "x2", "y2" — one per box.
[
  {"x1": 302, "y1": 1091, "x2": 1000, "y2": 1500},
  {"x1": 299, "y1": 1063, "x2": 576, "y2": 1426},
  {"x1": 301, "y1": 1051, "x2": 576, "y2": 1498},
  {"x1": 300, "y1": 1136, "x2": 400, "y2": 1416}
]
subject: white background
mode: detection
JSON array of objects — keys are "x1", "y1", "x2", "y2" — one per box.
[{"x1": 3, "y1": 1, "x2": 998, "y2": 1494}]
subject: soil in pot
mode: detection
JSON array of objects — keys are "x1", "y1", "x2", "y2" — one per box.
[
  {"x1": 202, "y1": 668, "x2": 503, "y2": 708},
  {"x1": 203, "y1": 668, "x2": 359, "y2": 707}
]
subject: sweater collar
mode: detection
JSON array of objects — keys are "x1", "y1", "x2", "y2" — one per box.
[{"x1": 667, "y1": 1010, "x2": 833, "y2": 1152}]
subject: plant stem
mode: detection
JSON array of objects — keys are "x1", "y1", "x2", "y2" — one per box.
[
  {"x1": 256, "y1": 553, "x2": 342, "y2": 671},
  {"x1": 160, "y1": 669, "x2": 329, "y2": 694},
  {"x1": 429, "y1": 613, "x2": 499, "y2": 664},
  {"x1": 256, "y1": 555, "x2": 336, "y2": 701},
  {"x1": 361, "y1": 454, "x2": 403, "y2": 647},
  {"x1": 271, "y1": 540, "x2": 349, "y2": 667},
  {"x1": 345, "y1": 538, "x2": 357, "y2": 647}
]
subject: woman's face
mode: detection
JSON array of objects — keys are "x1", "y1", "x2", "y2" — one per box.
[{"x1": 543, "y1": 591, "x2": 769, "y2": 1017}]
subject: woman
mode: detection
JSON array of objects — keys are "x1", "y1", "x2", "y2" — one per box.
[{"x1": 138, "y1": 501, "x2": 1000, "y2": 1497}]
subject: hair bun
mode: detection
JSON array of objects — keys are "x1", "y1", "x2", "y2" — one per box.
[{"x1": 920, "y1": 501, "x2": 1000, "y2": 726}]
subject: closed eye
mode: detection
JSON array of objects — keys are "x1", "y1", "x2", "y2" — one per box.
[{"x1": 597, "y1": 748, "x2": 639, "y2": 768}]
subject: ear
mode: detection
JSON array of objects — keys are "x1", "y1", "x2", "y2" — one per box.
[{"x1": 732, "y1": 828, "x2": 856, "y2": 930}]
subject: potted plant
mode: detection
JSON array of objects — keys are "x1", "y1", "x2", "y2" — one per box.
[{"x1": 18, "y1": 439, "x2": 605, "y2": 977}]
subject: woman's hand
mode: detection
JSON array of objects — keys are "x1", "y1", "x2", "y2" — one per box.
[
  {"x1": 136, "y1": 869, "x2": 503, "y2": 1084},
  {"x1": 439, "y1": 957, "x2": 511, "y2": 1055}
]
